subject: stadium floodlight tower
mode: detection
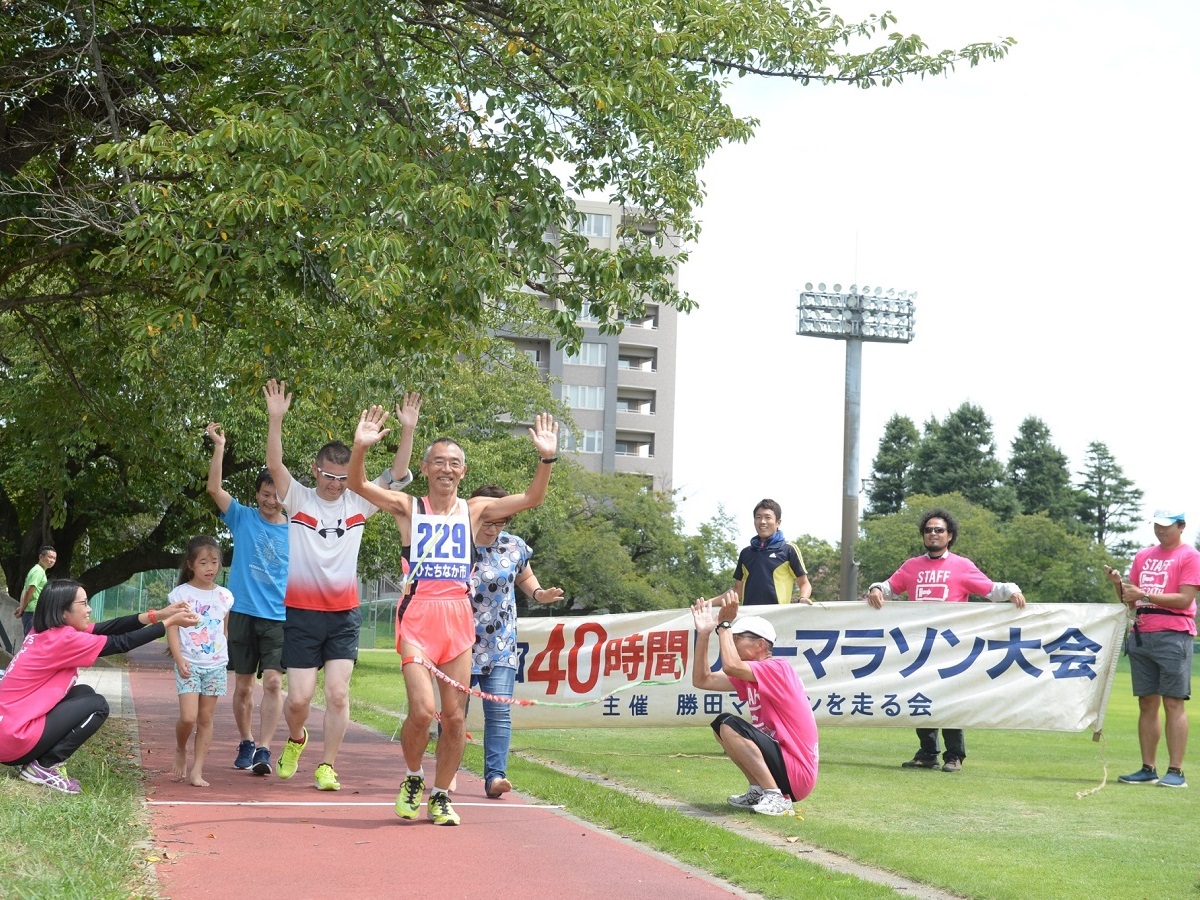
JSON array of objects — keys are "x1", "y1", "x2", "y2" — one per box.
[{"x1": 797, "y1": 282, "x2": 916, "y2": 603}]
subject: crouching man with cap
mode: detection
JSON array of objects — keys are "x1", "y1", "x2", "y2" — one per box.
[
  {"x1": 690, "y1": 590, "x2": 819, "y2": 815},
  {"x1": 1106, "y1": 508, "x2": 1200, "y2": 789}
]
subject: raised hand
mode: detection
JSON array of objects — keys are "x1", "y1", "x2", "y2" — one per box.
[
  {"x1": 715, "y1": 591, "x2": 740, "y2": 623},
  {"x1": 529, "y1": 412, "x2": 559, "y2": 458},
  {"x1": 354, "y1": 405, "x2": 391, "y2": 447},
  {"x1": 691, "y1": 597, "x2": 719, "y2": 634},
  {"x1": 395, "y1": 392, "x2": 422, "y2": 431},
  {"x1": 206, "y1": 422, "x2": 225, "y2": 451},
  {"x1": 263, "y1": 379, "x2": 293, "y2": 419}
]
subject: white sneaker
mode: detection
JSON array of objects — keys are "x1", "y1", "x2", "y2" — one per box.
[
  {"x1": 727, "y1": 787, "x2": 765, "y2": 809},
  {"x1": 752, "y1": 791, "x2": 794, "y2": 816}
]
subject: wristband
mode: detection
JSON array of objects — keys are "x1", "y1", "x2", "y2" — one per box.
[
  {"x1": 148, "y1": 609, "x2": 158, "y2": 625},
  {"x1": 533, "y1": 588, "x2": 543, "y2": 600},
  {"x1": 540, "y1": 457, "x2": 558, "y2": 464}
]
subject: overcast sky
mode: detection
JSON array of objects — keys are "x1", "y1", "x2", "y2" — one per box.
[{"x1": 671, "y1": 0, "x2": 1200, "y2": 554}]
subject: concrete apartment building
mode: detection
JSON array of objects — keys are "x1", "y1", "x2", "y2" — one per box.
[{"x1": 501, "y1": 198, "x2": 678, "y2": 491}]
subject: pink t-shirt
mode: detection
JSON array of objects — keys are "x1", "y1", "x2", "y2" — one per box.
[
  {"x1": 1129, "y1": 543, "x2": 1200, "y2": 635},
  {"x1": 730, "y1": 656, "x2": 819, "y2": 801},
  {"x1": 887, "y1": 552, "x2": 994, "y2": 603},
  {"x1": 0, "y1": 625, "x2": 105, "y2": 763}
]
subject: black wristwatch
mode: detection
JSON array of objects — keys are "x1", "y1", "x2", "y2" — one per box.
[{"x1": 716, "y1": 621, "x2": 733, "y2": 631}]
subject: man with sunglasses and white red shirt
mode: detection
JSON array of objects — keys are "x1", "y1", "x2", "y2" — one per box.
[
  {"x1": 865, "y1": 507, "x2": 1025, "y2": 773},
  {"x1": 263, "y1": 380, "x2": 420, "y2": 792}
]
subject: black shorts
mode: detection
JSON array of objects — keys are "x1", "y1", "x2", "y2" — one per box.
[
  {"x1": 711, "y1": 713, "x2": 792, "y2": 798},
  {"x1": 227, "y1": 611, "x2": 285, "y2": 678},
  {"x1": 282, "y1": 607, "x2": 361, "y2": 670}
]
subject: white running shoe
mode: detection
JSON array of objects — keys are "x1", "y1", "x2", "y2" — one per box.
[
  {"x1": 727, "y1": 787, "x2": 766, "y2": 809},
  {"x1": 752, "y1": 791, "x2": 795, "y2": 816}
]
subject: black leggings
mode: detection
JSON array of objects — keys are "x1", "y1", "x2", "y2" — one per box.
[
  {"x1": 711, "y1": 712, "x2": 793, "y2": 798},
  {"x1": 3, "y1": 684, "x2": 110, "y2": 768}
]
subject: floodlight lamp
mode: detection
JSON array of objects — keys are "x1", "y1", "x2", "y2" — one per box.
[
  {"x1": 804, "y1": 282, "x2": 813, "y2": 291},
  {"x1": 833, "y1": 283, "x2": 842, "y2": 293},
  {"x1": 818, "y1": 282, "x2": 826, "y2": 292}
]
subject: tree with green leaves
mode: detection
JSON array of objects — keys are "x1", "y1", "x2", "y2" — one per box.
[
  {"x1": 1, "y1": 0, "x2": 1012, "y2": 591},
  {"x1": 866, "y1": 414, "x2": 920, "y2": 518},
  {"x1": 523, "y1": 470, "x2": 735, "y2": 614},
  {"x1": 996, "y1": 513, "x2": 1115, "y2": 603},
  {"x1": 789, "y1": 534, "x2": 840, "y2": 601},
  {"x1": 910, "y1": 403, "x2": 1018, "y2": 518},
  {"x1": 1006, "y1": 417, "x2": 1081, "y2": 526},
  {"x1": 1077, "y1": 441, "x2": 1143, "y2": 549}
]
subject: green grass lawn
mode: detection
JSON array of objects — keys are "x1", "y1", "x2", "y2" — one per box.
[
  {"x1": 350, "y1": 649, "x2": 1200, "y2": 899},
  {"x1": 0, "y1": 719, "x2": 155, "y2": 899},
  {"x1": 6, "y1": 650, "x2": 1195, "y2": 899}
]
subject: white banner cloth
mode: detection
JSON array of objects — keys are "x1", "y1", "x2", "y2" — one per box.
[{"x1": 465, "y1": 602, "x2": 1129, "y2": 733}]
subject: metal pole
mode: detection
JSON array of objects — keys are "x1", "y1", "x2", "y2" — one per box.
[{"x1": 840, "y1": 338, "x2": 862, "y2": 602}]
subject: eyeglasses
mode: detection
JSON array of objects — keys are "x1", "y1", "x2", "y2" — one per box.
[
  {"x1": 481, "y1": 519, "x2": 512, "y2": 530},
  {"x1": 317, "y1": 468, "x2": 349, "y2": 482},
  {"x1": 426, "y1": 457, "x2": 465, "y2": 471},
  {"x1": 923, "y1": 526, "x2": 947, "y2": 534},
  {"x1": 71, "y1": 599, "x2": 91, "y2": 608}
]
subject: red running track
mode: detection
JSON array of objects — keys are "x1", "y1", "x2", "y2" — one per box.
[{"x1": 125, "y1": 644, "x2": 744, "y2": 898}]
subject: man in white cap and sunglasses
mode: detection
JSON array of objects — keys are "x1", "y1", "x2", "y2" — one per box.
[
  {"x1": 691, "y1": 591, "x2": 819, "y2": 816},
  {"x1": 1106, "y1": 508, "x2": 1200, "y2": 789}
]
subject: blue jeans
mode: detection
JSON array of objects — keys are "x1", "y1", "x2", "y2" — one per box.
[{"x1": 472, "y1": 666, "x2": 516, "y2": 786}]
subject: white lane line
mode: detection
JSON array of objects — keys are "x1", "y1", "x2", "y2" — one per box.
[{"x1": 146, "y1": 800, "x2": 562, "y2": 808}]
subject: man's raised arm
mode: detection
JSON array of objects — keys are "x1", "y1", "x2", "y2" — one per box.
[
  {"x1": 691, "y1": 592, "x2": 738, "y2": 692},
  {"x1": 205, "y1": 423, "x2": 233, "y2": 514},
  {"x1": 263, "y1": 379, "x2": 293, "y2": 500},
  {"x1": 470, "y1": 413, "x2": 559, "y2": 521}
]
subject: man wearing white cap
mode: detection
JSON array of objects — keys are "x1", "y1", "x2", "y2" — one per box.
[
  {"x1": 690, "y1": 590, "x2": 819, "y2": 816},
  {"x1": 1106, "y1": 509, "x2": 1200, "y2": 789}
]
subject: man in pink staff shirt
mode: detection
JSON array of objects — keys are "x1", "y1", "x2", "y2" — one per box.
[
  {"x1": 1106, "y1": 509, "x2": 1199, "y2": 790},
  {"x1": 866, "y1": 507, "x2": 1025, "y2": 773}
]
